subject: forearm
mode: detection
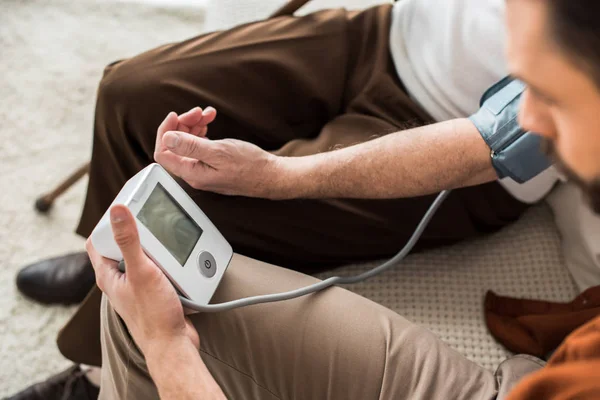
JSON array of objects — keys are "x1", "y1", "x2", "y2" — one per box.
[
  {"x1": 274, "y1": 118, "x2": 496, "y2": 199},
  {"x1": 146, "y1": 338, "x2": 226, "y2": 400}
]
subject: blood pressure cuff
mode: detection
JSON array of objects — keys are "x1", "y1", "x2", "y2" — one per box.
[{"x1": 469, "y1": 76, "x2": 552, "y2": 183}]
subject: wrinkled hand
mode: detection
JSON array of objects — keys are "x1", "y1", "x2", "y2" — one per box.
[
  {"x1": 153, "y1": 107, "x2": 281, "y2": 198},
  {"x1": 86, "y1": 205, "x2": 199, "y2": 355}
]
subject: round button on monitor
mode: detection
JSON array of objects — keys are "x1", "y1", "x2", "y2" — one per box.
[{"x1": 197, "y1": 251, "x2": 217, "y2": 278}]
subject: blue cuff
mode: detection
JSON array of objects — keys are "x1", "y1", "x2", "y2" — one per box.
[{"x1": 469, "y1": 77, "x2": 552, "y2": 183}]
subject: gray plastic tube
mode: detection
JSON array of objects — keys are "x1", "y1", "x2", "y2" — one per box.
[{"x1": 180, "y1": 190, "x2": 451, "y2": 312}]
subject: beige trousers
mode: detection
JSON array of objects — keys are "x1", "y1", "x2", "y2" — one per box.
[{"x1": 99, "y1": 254, "x2": 544, "y2": 400}]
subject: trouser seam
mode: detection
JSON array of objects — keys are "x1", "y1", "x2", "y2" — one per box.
[{"x1": 200, "y1": 349, "x2": 282, "y2": 400}]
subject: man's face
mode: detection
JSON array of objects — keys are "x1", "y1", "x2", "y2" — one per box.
[{"x1": 506, "y1": 0, "x2": 600, "y2": 211}]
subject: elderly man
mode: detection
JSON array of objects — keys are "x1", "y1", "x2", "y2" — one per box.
[
  {"x1": 13, "y1": 0, "x2": 591, "y2": 398},
  {"x1": 81, "y1": 0, "x2": 600, "y2": 397},
  {"x1": 89, "y1": 0, "x2": 600, "y2": 396}
]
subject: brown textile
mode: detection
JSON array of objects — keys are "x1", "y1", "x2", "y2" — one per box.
[
  {"x1": 57, "y1": 286, "x2": 103, "y2": 367},
  {"x1": 485, "y1": 286, "x2": 600, "y2": 358},
  {"x1": 58, "y1": 5, "x2": 527, "y2": 367}
]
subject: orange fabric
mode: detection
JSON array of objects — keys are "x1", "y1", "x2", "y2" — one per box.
[{"x1": 507, "y1": 316, "x2": 600, "y2": 399}]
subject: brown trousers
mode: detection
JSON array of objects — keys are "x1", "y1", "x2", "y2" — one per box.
[{"x1": 58, "y1": 5, "x2": 527, "y2": 368}]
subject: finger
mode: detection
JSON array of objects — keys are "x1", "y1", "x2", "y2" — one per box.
[
  {"x1": 110, "y1": 205, "x2": 146, "y2": 279},
  {"x1": 85, "y1": 238, "x2": 121, "y2": 297},
  {"x1": 155, "y1": 150, "x2": 204, "y2": 182},
  {"x1": 189, "y1": 125, "x2": 207, "y2": 137},
  {"x1": 176, "y1": 122, "x2": 190, "y2": 134},
  {"x1": 155, "y1": 112, "x2": 179, "y2": 153},
  {"x1": 163, "y1": 131, "x2": 220, "y2": 162},
  {"x1": 200, "y1": 107, "x2": 217, "y2": 125},
  {"x1": 177, "y1": 107, "x2": 204, "y2": 127},
  {"x1": 182, "y1": 107, "x2": 216, "y2": 137},
  {"x1": 191, "y1": 107, "x2": 217, "y2": 134}
]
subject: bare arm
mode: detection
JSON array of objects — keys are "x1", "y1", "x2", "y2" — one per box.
[
  {"x1": 155, "y1": 111, "x2": 497, "y2": 200},
  {"x1": 146, "y1": 338, "x2": 226, "y2": 400},
  {"x1": 274, "y1": 118, "x2": 496, "y2": 199}
]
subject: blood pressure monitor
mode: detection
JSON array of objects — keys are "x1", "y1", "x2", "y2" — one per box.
[
  {"x1": 91, "y1": 163, "x2": 233, "y2": 306},
  {"x1": 89, "y1": 165, "x2": 450, "y2": 313}
]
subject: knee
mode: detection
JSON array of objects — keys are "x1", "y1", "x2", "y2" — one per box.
[
  {"x1": 94, "y1": 58, "x2": 169, "y2": 152},
  {"x1": 96, "y1": 59, "x2": 155, "y2": 115}
]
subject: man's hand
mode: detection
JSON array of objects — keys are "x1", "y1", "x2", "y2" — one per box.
[
  {"x1": 154, "y1": 108, "x2": 282, "y2": 198},
  {"x1": 87, "y1": 205, "x2": 226, "y2": 399},
  {"x1": 86, "y1": 205, "x2": 199, "y2": 355}
]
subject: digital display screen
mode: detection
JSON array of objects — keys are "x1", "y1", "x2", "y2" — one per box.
[{"x1": 137, "y1": 183, "x2": 202, "y2": 265}]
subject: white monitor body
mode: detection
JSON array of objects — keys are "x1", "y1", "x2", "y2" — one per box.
[{"x1": 91, "y1": 163, "x2": 233, "y2": 306}]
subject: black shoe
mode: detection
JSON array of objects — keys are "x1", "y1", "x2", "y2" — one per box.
[
  {"x1": 16, "y1": 252, "x2": 95, "y2": 305},
  {"x1": 5, "y1": 365, "x2": 99, "y2": 400}
]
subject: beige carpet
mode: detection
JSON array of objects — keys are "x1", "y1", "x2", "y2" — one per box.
[
  {"x1": 0, "y1": 0, "x2": 579, "y2": 397},
  {"x1": 0, "y1": 0, "x2": 206, "y2": 395}
]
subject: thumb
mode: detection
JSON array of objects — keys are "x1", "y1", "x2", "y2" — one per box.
[{"x1": 110, "y1": 205, "x2": 146, "y2": 276}]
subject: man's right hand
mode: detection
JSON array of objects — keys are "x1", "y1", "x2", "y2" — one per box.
[{"x1": 154, "y1": 108, "x2": 284, "y2": 199}]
